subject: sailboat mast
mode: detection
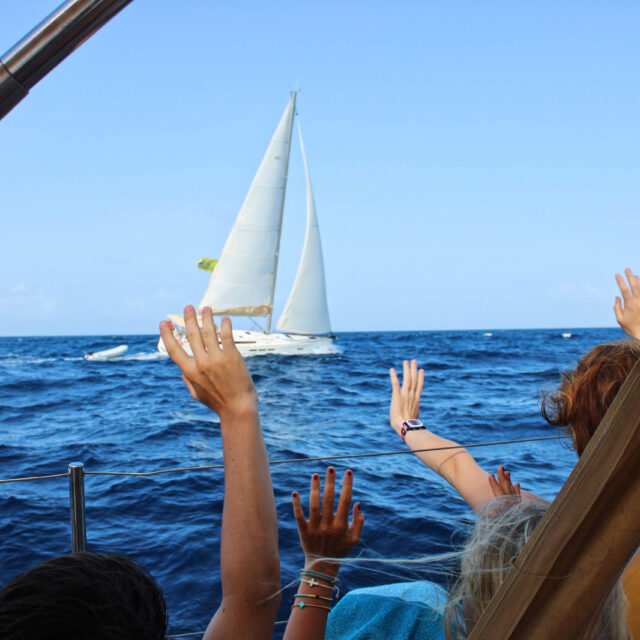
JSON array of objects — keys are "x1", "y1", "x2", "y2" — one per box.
[{"x1": 266, "y1": 90, "x2": 297, "y2": 334}]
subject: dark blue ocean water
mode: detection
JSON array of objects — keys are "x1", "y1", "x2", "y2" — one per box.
[{"x1": 0, "y1": 328, "x2": 624, "y2": 637}]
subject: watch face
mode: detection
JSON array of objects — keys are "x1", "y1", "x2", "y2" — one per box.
[{"x1": 405, "y1": 419, "x2": 423, "y2": 428}]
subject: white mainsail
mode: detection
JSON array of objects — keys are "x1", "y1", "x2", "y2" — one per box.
[
  {"x1": 198, "y1": 93, "x2": 297, "y2": 322},
  {"x1": 276, "y1": 123, "x2": 332, "y2": 335}
]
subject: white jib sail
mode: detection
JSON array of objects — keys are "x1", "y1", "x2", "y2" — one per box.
[
  {"x1": 198, "y1": 93, "x2": 297, "y2": 317},
  {"x1": 276, "y1": 122, "x2": 332, "y2": 335}
]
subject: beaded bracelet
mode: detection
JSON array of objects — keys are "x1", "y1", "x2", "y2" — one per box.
[
  {"x1": 300, "y1": 568, "x2": 339, "y2": 585},
  {"x1": 294, "y1": 592, "x2": 334, "y2": 602},
  {"x1": 291, "y1": 601, "x2": 332, "y2": 612}
]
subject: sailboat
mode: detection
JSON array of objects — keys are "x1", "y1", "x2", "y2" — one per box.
[{"x1": 158, "y1": 92, "x2": 337, "y2": 357}]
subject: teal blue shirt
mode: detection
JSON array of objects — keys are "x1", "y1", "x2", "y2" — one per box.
[{"x1": 326, "y1": 581, "x2": 448, "y2": 640}]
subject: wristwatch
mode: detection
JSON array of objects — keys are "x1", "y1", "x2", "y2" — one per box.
[{"x1": 400, "y1": 419, "x2": 425, "y2": 440}]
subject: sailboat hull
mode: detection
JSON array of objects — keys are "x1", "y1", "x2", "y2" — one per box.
[{"x1": 157, "y1": 328, "x2": 338, "y2": 358}]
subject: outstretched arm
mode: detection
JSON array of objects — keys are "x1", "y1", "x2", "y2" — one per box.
[
  {"x1": 390, "y1": 359, "x2": 492, "y2": 513},
  {"x1": 614, "y1": 268, "x2": 640, "y2": 340},
  {"x1": 390, "y1": 360, "x2": 542, "y2": 513},
  {"x1": 160, "y1": 305, "x2": 280, "y2": 640},
  {"x1": 283, "y1": 467, "x2": 364, "y2": 640}
]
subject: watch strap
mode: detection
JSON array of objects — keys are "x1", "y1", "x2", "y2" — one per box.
[{"x1": 400, "y1": 420, "x2": 425, "y2": 441}]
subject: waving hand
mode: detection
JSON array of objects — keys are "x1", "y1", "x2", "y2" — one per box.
[
  {"x1": 292, "y1": 467, "x2": 364, "y2": 575},
  {"x1": 614, "y1": 268, "x2": 640, "y2": 340}
]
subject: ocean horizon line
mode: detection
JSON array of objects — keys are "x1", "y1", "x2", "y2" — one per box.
[{"x1": 0, "y1": 325, "x2": 622, "y2": 339}]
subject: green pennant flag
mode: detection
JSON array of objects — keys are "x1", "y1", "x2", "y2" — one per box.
[{"x1": 197, "y1": 258, "x2": 218, "y2": 273}]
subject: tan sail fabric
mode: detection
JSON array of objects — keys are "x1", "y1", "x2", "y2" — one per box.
[{"x1": 208, "y1": 305, "x2": 272, "y2": 316}]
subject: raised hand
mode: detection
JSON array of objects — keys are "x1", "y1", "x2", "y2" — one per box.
[
  {"x1": 292, "y1": 467, "x2": 365, "y2": 576},
  {"x1": 389, "y1": 359, "x2": 424, "y2": 435},
  {"x1": 489, "y1": 465, "x2": 521, "y2": 498},
  {"x1": 614, "y1": 268, "x2": 640, "y2": 340},
  {"x1": 159, "y1": 305, "x2": 258, "y2": 420},
  {"x1": 486, "y1": 465, "x2": 521, "y2": 518}
]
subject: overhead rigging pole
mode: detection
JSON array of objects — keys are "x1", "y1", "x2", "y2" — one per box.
[{"x1": 0, "y1": 0, "x2": 135, "y2": 121}]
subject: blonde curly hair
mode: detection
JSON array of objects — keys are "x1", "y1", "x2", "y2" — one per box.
[{"x1": 444, "y1": 500, "x2": 630, "y2": 640}]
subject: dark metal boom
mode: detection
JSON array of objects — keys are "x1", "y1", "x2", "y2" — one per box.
[{"x1": 0, "y1": 0, "x2": 134, "y2": 120}]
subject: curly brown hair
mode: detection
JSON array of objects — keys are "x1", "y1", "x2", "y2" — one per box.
[{"x1": 541, "y1": 340, "x2": 640, "y2": 456}]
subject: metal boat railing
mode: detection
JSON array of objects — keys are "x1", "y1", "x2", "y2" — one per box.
[
  {"x1": 0, "y1": 436, "x2": 568, "y2": 638},
  {"x1": 1, "y1": 435, "x2": 569, "y2": 554}
]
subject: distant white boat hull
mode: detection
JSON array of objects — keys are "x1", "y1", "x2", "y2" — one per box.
[
  {"x1": 157, "y1": 329, "x2": 337, "y2": 358},
  {"x1": 85, "y1": 345, "x2": 128, "y2": 360}
]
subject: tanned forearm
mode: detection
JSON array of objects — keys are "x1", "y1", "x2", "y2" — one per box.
[
  {"x1": 399, "y1": 425, "x2": 493, "y2": 513},
  {"x1": 219, "y1": 408, "x2": 279, "y2": 599},
  {"x1": 208, "y1": 407, "x2": 281, "y2": 639}
]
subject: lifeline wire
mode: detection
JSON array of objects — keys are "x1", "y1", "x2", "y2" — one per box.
[
  {"x1": 85, "y1": 435, "x2": 568, "y2": 476},
  {"x1": 0, "y1": 435, "x2": 568, "y2": 483},
  {"x1": 0, "y1": 472, "x2": 70, "y2": 484}
]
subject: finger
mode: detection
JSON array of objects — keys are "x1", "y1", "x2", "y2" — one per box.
[
  {"x1": 322, "y1": 467, "x2": 337, "y2": 520},
  {"x1": 489, "y1": 473, "x2": 502, "y2": 496},
  {"x1": 499, "y1": 467, "x2": 513, "y2": 495},
  {"x1": 614, "y1": 297, "x2": 624, "y2": 324},
  {"x1": 417, "y1": 368, "x2": 425, "y2": 400},
  {"x1": 402, "y1": 360, "x2": 409, "y2": 390},
  {"x1": 201, "y1": 307, "x2": 221, "y2": 353},
  {"x1": 292, "y1": 491, "x2": 308, "y2": 528},
  {"x1": 184, "y1": 305, "x2": 207, "y2": 360},
  {"x1": 410, "y1": 359, "x2": 418, "y2": 393},
  {"x1": 309, "y1": 474, "x2": 321, "y2": 524},
  {"x1": 349, "y1": 503, "x2": 365, "y2": 542},
  {"x1": 514, "y1": 482, "x2": 521, "y2": 496},
  {"x1": 616, "y1": 273, "x2": 631, "y2": 301},
  {"x1": 504, "y1": 470, "x2": 515, "y2": 495},
  {"x1": 628, "y1": 269, "x2": 640, "y2": 297},
  {"x1": 218, "y1": 316, "x2": 238, "y2": 353},
  {"x1": 389, "y1": 368, "x2": 400, "y2": 391},
  {"x1": 336, "y1": 469, "x2": 354, "y2": 525},
  {"x1": 160, "y1": 321, "x2": 194, "y2": 372}
]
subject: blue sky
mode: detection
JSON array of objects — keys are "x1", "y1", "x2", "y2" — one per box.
[{"x1": 1, "y1": 1, "x2": 638, "y2": 335}]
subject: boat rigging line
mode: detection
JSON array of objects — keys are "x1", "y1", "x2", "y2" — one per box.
[{"x1": 0, "y1": 435, "x2": 568, "y2": 484}]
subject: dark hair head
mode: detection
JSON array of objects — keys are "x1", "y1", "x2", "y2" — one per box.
[
  {"x1": 0, "y1": 552, "x2": 167, "y2": 640},
  {"x1": 541, "y1": 341, "x2": 640, "y2": 456}
]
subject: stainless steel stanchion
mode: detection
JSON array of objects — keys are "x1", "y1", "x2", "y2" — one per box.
[{"x1": 68, "y1": 462, "x2": 87, "y2": 552}]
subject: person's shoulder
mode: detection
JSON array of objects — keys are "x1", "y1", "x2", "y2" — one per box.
[
  {"x1": 327, "y1": 581, "x2": 447, "y2": 640},
  {"x1": 341, "y1": 580, "x2": 447, "y2": 604}
]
